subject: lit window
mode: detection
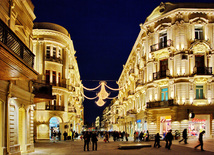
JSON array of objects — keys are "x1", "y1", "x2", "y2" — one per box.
[
  {"x1": 58, "y1": 48, "x2": 61, "y2": 58},
  {"x1": 46, "y1": 46, "x2": 50, "y2": 57},
  {"x1": 161, "y1": 88, "x2": 168, "y2": 101},
  {"x1": 195, "y1": 26, "x2": 203, "y2": 40},
  {"x1": 159, "y1": 32, "x2": 167, "y2": 48},
  {"x1": 53, "y1": 47, "x2": 56, "y2": 58},
  {"x1": 196, "y1": 86, "x2": 203, "y2": 99}
]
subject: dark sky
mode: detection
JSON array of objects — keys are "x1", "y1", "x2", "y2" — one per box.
[{"x1": 31, "y1": 0, "x2": 214, "y2": 124}]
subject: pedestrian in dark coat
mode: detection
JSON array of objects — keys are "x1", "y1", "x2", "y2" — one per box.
[
  {"x1": 165, "y1": 129, "x2": 173, "y2": 150},
  {"x1": 154, "y1": 133, "x2": 162, "y2": 148},
  {"x1": 179, "y1": 129, "x2": 188, "y2": 144},
  {"x1": 146, "y1": 130, "x2": 149, "y2": 141},
  {"x1": 63, "y1": 131, "x2": 67, "y2": 141},
  {"x1": 84, "y1": 131, "x2": 90, "y2": 151},
  {"x1": 91, "y1": 132, "x2": 98, "y2": 151},
  {"x1": 194, "y1": 131, "x2": 205, "y2": 151},
  {"x1": 58, "y1": 131, "x2": 61, "y2": 141}
]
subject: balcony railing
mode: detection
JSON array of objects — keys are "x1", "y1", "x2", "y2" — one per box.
[
  {"x1": 146, "y1": 99, "x2": 175, "y2": 109},
  {"x1": 194, "y1": 67, "x2": 212, "y2": 75},
  {"x1": 48, "y1": 82, "x2": 75, "y2": 91},
  {"x1": 150, "y1": 39, "x2": 173, "y2": 52},
  {"x1": 0, "y1": 19, "x2": 34, "y2": 67},
  {"x1": 45, "y1": 105, "x2": 64, "y2": 111},
  {"x1": 126, "y1": 109, "x2": 137, "y2": 116},
  {"x1": 128, "y1": 90, "x2": 134, "y2": 96},
  {"x1": 153, "y1": 70, "x2": 167, "y2": 80},
  {"x1": 136, "y1": 79, "x2": 144, "y2": 87},
  {"x1": 45, "y1": 55, "x2": 63, "y2": 64}
]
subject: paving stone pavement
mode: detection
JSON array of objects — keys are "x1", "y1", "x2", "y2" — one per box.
[{"x1": 24, "y1": 138, "x2": 214, "y2": 155}]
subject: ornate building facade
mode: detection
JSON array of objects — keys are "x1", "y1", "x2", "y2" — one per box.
[
  {"x1": 0, "y1": 0, "x2": 38, "y2": 154},
  {"x1": 32, "y1": 22, "x2": 84, "y2": 139},
  {"x1": 109, "y1": 2, "x2": 214, "y2": 138}
]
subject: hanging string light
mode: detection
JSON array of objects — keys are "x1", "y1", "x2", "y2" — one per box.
[
  {"x1": 95, "y1": 97, "x2": 106, "y2": 107},
  {"x1": 82, "y1": 81, "x2": 120, "y2": 106}
]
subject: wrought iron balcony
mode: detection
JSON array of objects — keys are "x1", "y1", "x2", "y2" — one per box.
[
  {"x1": 45, "y1": 55, "x2": 63, "y2": 64},
  {"x1": 126, "y1": 109, "x2": 137, "y2": 116},
  {"x1": 194, "y1": 67, "x2": 212, "y2": 75},
  {"x1": 153, "y1": 70, "x2": 167, "y2": 80},
  {"x1": 45, "y1": 105, "x2": 64, "y2": 111},
  {"x1": 146, "y1": 99, "x2": 175, "y2": 109},
  {"x1": 0, "y1": 19, "x2": 35, "y2": 67},
  {"x1": 150, "y1": 39, "x2": 173, "y2": 52},
  {"x1": 136, "y1": 79, "x2": 144, "y2": 87},
  {"x1": 48, "y1": 82, "x2": 75, "y2": 91}
]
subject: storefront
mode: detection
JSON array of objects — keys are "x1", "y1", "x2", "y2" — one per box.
[
  {"x1": 49, "y1": 117, "x2": 60, "y2": 139},
  {"x1": 136, "y1": 119, "x2": 147, "y2": 132},
  {"x1": 189, "y1": 115, "x2": 210, "y2": 138},
  {"x1": 160, "y1": 116, "x2": 171, "y2": 136}
]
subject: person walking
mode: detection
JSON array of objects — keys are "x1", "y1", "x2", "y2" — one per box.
[
  {"x1": 58, "y1": 131, "x2": 61, "y2": 141},
  {"x1": 154, "y1": 133, "x2": 162, "y2": 148},
  {"x1": 179, "y1": 129, "x2": 188, "y2": 144},
  {"x1": 84, "y1": 131, "x2": 90, "y2": 151},
  {"x1": 146, "y1": 130, "x2": 149, "y2": 141},
  {"x1": 105, "y1": 132, "x2": 109, "y2": 143},
  {"x1": 194, "y1": 131, "x2": 205, "y2": 151},
  {"x1": 63, "y1": 131, "x2": 67, "y2": 141},
  {"x1": 165, "y1": 129, "x2": 173, "y2": 150},
  {"x1": 91, "y1": 131, "x2": 98, "y2": 151},
  {"x1": 125, "y1": 132, "x2": 129, "y2": 141},
  {"x1": 53, "y1": 130, "x2": 57, "y2": 143}
]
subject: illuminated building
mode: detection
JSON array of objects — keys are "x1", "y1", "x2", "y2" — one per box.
[
  {"x1": 95, "y1": 116, "x2": 100, "y2": 130},
  {"x1": 116, "y1": 2, "x2": 214, "y2": 138},
  {"x1": 0, "y1": 0, "x2": 38, "y2": 154},
  {"x1": 32, "y1": 22, "x2": 84, "y2": 139}
]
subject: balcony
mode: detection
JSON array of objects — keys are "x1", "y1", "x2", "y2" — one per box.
[
  {"x1": 45, "y1": 105, "x2": 64, "y2": 111},
  {"x1": 128, "y1": 90, "x2": 134, "y2": 99},
  {"x1": 45, "y1": 55, "x2": 63, "y2": 64},
  {"x1": 0, "y1": 19, "x2": 37, "y2": 80},
  {"x1": 146, "y1": 99, "x2": 175, "y2": 109},
  {"x1": 194, "y1": 67, "x2": 212, "y2": 75},
  {"x1": 50, "y1": 82, "x2": 75, "y2": 91},
  {"x1": 150, "y1": 39, "x2": 173, "y2": 52},
  {"x1": 126, "y1": 109, "x2": 137, "y2": 117},
  {"x1": 136, "y1": 79, "x2": 144, "y2": 89},
  {"x1": 153, "y1": 70, "x2": 171, "y2": 80},
  {"x1": 33, "y1": 82, "x2": 56, "y2": 103}
]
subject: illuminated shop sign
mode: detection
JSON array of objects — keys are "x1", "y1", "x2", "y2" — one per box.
[{"x1": 191, "y1": 118, "x2": 206, "y2": 122}]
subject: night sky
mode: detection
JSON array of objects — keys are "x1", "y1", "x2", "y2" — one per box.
[{"x1": 31, "y1": 0, "x2": 214, "y2": 124}]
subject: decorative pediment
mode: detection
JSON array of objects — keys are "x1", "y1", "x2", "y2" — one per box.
[
  {"x1": 154, "y1": 23, "x2": 171, "y2": 32},
  {"x1": 190, "y1": 40, "x2": 211, "y2": 54},
  {"x1": 190, "y1": 17, "x2": 209, "y2": 24}
]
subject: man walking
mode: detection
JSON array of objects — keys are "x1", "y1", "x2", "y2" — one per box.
[
  {"x1": 179, "y1": 129, "x2": 188, "y2": 144},
  {"x1": 194, "y1": 131, "x2": 205, "y2": 151},
  {"x1": 165, "y1": 129, "x2": 173, "y2": 150}
]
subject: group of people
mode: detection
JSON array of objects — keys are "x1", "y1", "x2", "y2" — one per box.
[
  {"x1": 63, "y1": 130, "x2": 79, "y2": 141},
  {"x1": 52, "y1": 130, "x2": 61, "y2": 142},
  {"x1": 153, "y1": 129, "x2": 206, "y2": 151},
  {"x1": 134, "y1": 130, "x2": 150, "y2": 142},
  {"x1": 83, "y1": 131, "x2": 98, "y2": 151}
]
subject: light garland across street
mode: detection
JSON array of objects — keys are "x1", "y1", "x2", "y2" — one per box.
[{"x1": 82, "y1": 81, "x2": 119, "y2": 106}]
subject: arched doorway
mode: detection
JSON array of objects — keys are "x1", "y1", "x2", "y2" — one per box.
[
  {"x1": 49, "y1": 117, "x2": 62, "y2": 139},
  {"x1": 18, "y1": 108, "x2": 26, "y2": 152}
]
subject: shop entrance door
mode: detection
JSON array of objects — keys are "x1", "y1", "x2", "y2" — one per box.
[
  {"x1": 189, "y1": 114, "x2": 210, "y2": 138},
  {"x1": 160, "y1": 116, "x2": 171, "y2": 137},
  {"x1": 49, "y1": 117, "x2": 61, "y2": 139}
]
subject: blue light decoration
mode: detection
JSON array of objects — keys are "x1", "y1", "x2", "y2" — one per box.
[{"x1": 136, "y1": 119, "x2": 141, "y2": 123}]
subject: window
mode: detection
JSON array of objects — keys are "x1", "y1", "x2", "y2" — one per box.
[
  {"x1": 46, "y1": 46, "x2": 50, "y2": 58},
  {"x1": 53, "y1": 47, "x2": 56, "y2": 58},
  {"x1": 159, "y1": 32, "x2": 167, "y2": 48},
  {"x1": 196, "y1": 86, "x2": 203, "y2": 99},
  {"x1": 195, "y1": 26, "x2": 203, "y2": 40},
  {"x1": 58, "y1": 72, "x2": 61, "y2": 84},
  {"x1": 45, "y1": 70, "x2": 50, "y2": 84},
  {"x1": 52, "y1": 71, "x2": 56, "y2": 86},
  {"x1": 161, "y1": 88, "x2": 168, "y2": 101},
  {"x1": 58, "y1": 48, "x2": 61, "y2": 58}
]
